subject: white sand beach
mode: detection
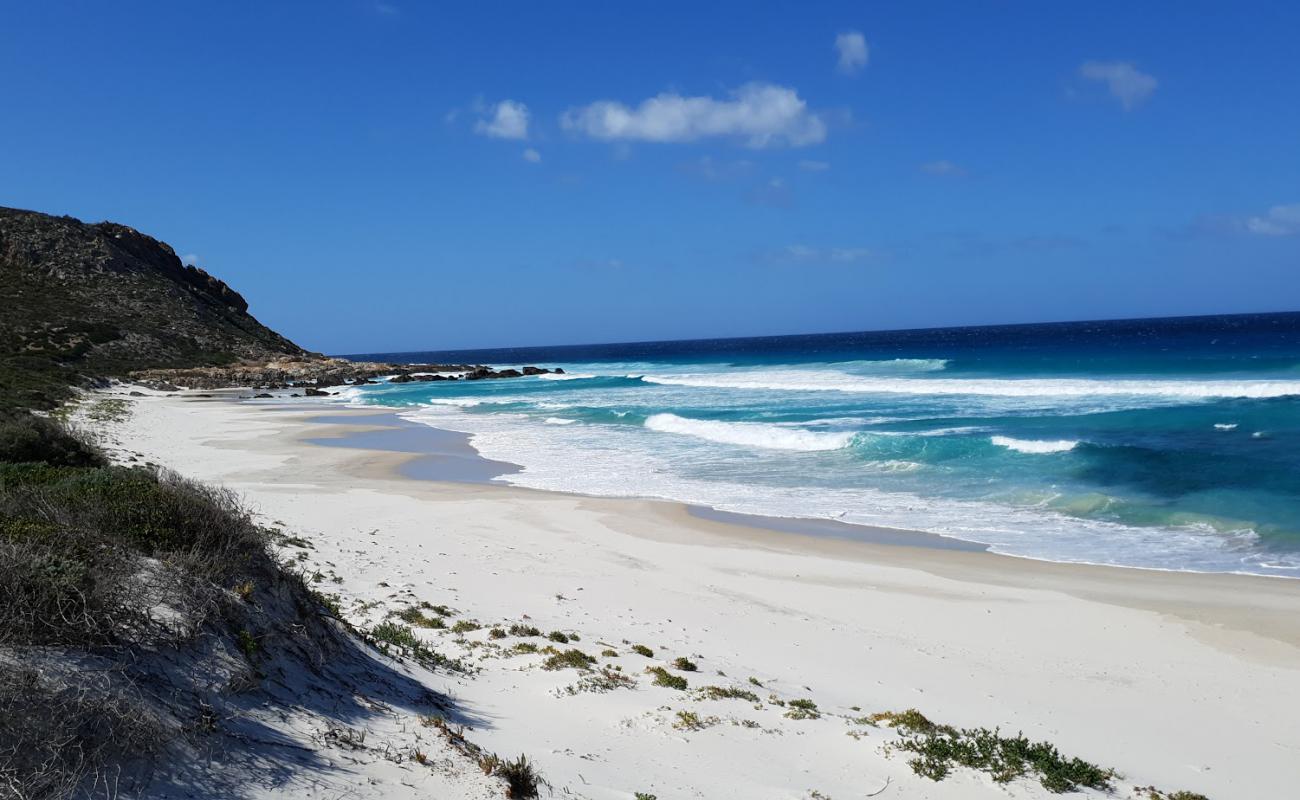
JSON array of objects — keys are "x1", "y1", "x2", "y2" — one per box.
[{"x1": 85, "y1": 390, "x2": 1300, "y2": 799}]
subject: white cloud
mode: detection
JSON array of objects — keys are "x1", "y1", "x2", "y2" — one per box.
[
  {"x1": 475, "y1": 99, "x2": 530, "y2": 140},
  {"x1": 180, "y1": 253, "x2": 201, "y2": 266},
  {"x1": 1244, "y1": 203, "x2": 1300, "y2": 236},
  {"x1": 522, "y1": 147, "x2": 541, "y2": 163},
  {"x1": 777, "y1": 244, "x2": 877, "y2": 264},
  {"x1": 677, "y1": 156, "x2": 755, "y2": 181},
  {"x1": 835, "y1": 31, "x2": 869, "y2": 74},
  {"x1": 798, "y1": 159, "x2": 830, "y2": 172},
  {"x1": 561, "y1": 83, "x2": 826, "y2": 149},
  {"x1": 920, "y1": 160, "x2": 966, "y2": 176},
  {"x1": 1078, "y1": 61, "x2": 1158, "y2": 110}
]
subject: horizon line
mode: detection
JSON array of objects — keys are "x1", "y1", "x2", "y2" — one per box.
[{"x1": 335, "y1": 307, "x2": 1300, "y2": 360}]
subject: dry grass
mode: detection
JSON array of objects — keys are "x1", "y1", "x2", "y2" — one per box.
[{"x1": 0, "y1": 665, "x2": 163, "y2": 800}]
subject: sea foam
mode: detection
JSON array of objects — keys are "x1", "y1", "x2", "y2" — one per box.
[
  {"x1": 645, "y1": 413, "x2": 856, "y2": 452},
  {"x1": 990, "y1": 436, "x2": 1079, "y2": 454},
  {"x1": 639, "y1": 371, "x2": 1300, "y2": 399}
]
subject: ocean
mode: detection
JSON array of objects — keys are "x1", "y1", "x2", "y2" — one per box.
[{"x1": 339, "y1": 311, "x2": 1300, "y2": 576}]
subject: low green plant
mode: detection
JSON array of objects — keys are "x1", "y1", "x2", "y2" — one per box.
[
  {"x1": 420, "y1": 602, "x2": 454, "y2": 617},
  {"x1": 396, "y1": 606, "x2": 446, "y2": 629},
  {"x1": 371, "y1": 621, "x2": 422, "y2": 650},
  {"x1": 1135, "y1": 788, "x2": 1211, "y2": 800},
  {"x1": 541, "y1": 648, "x2": 596, "y2": 671},
  {"x1": 86, "y1": 398, "x2": 131, "y2": 423},
  {"x1": 513, "y1": 642, "x2": 539, "y2": 655},
  {"x1": 451, "y1": 619, "x2": 481, "y2": 634},
  {"x1": 631, "y1": 644, "x2": 654, "y2": 658},
  {"x1": 508, "y1": 623, "x2": 541, "y2": 637},
  {"x1": 877, "y1": 709, "x2": 1116, "y2": 793},
  {"x1": 559, "y1": 668, "x2": 637, "y2": 695},
  {"x1": 634, "y1": 793, "x2": 657, "y2": 800},
  {"x1": 672, "y1": 656, "x2": 698, "y2": 672},
  {"x1": 698, "y1": 685, "x2": 759, "y2": 703},
  {"x1": 368, "y1": 621, "x2": 466, "y2": 672},
  {"x1": 488, "y1": 627, "x2": 507, "y2": 639},
  {"x1": 488, "y1": 754, "x2": 546, "y2": 799},
  {"x1": 784, "y1": 698, "x2": 820, "y2": 720},
  {"x1": 236, "y1": 629, "x2": 258, "y2": 660},
  {"x1": 546, "y1": 630, "x2": 570, "y2": 643},
  {"x1": 747, "y1": 676, "x2": 763, "y2": 687},
  {"x1": 646, "y1": 666, "x2": 688, "y2": 690},
  {"x1": 672, "y1": 710, "x2": 719, "y2": 731},
  {"x1": 600, "y1": 648, "x2": 618, "y2": 657}
]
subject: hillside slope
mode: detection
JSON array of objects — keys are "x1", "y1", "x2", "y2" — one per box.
[{"x1": 0, "y1": 206, "x2": 306, "y2": 406}]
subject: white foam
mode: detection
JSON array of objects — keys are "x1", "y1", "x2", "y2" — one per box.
[
  {"x1": 537, "y1": 372, "x2": 595, "y2": 380},
  {"x1": 645, "y1": 413, "x2": 856, "y2": 452},
  {"x1": 543, "y1": 417, "x2": 577, "y2": 425},
  {"x1": 991, "y1": 436, "x2": 1079, "y2": 454},
  {"x1": 1214, "y1": 423, "x2": 1238, "y2": 431},
  {"x1": 393, "y1": 405, "x2": 1299, "y2": 575},
  {"x1": 424, "y1": 398, "x2": 483, "y2": 407},
  {"x1": 639, "y1": 370, "x2": 1300, "y2": 400}
]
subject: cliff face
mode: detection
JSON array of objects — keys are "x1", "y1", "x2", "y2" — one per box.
[{"x1": 0, "y1": 206, "x2": 309, "y2": 406}]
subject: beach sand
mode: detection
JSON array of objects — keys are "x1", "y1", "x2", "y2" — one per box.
[{"x1": 89, "y1": 390, "x2": 1300, "y2": 799}]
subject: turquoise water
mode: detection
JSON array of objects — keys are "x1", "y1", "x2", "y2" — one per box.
[{"x1": 340, "y1": 312, "x2": 1300, "y2": 575}]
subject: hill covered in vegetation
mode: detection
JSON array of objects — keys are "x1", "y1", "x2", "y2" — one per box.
[{"x1": 0, "y1": 206, "x2": 306, "y2": 408}]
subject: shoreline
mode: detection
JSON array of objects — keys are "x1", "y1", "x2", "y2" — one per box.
[
  {"x1": 298, "y1": 402, "x2": 1300, "y2": 658},
  {"x1": 306, "y1": 407, "x2": 993, "y2": 554},
  {"x1": 309, "y1": 402, "x2": 1300, "y2": 584},
  {"x1": 92, "y1": 389, "x2": 1300, "y2": 798}
]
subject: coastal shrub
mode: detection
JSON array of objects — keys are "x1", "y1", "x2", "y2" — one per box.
[
  {"x1": 0, "y1": 411, "x2": 104, "y2": 468},
  {"x1": 451, "y1": 620, "x2": 481, "y2": 634},
  {"x1": 672, "y1": 710, "x2": 719, "y2": 731},
  {"x1": 488, "y1": 627, "x2": 507, "y2": 639},
  {"x1": 1136, "y1": 788, "x2": 1210, "y2": 800},
  {"x1": 672, "y1": 656, "x2": 698, "y2": 672},
  {"x1": 881, "y1": 712, "x2": 1115, "y2": 793},
  {"x1": 396, "y1": 606, "x2": 445, "y2": 629},
  {"x1": 370, "y1": 621, "x2": 422, "y2": 650},
  {"x1": 496, "y1": 754, "x2": 546, "y2": 799},
  {"x1": 367, "y1": 622, "x2": 466, "y2": 672},
  {"x1": 2, "y1": 466, "x2": 267, "y2": 579},
  {"x1": 747, "y1": 676, "x2": 763, "y2": 687},
  {"x1": 541, "y1": 648, "x2": 596, "y2": 671},
  {"x1": 784, "y1": 698, "x2": 820, "y2": 720},
  {"x1": 237, "y1": 629, "x2": 259, "y2": 660},
  {"x1": 634, "y1": 793, "x2": 658, "y2": 800},
  {"x1": 0, "y1": 666, "x2": 163, "y2": 800},
  {"x1": 698, "y1": 685, "x2": 760, "y2": 703},
  {"x1": 418, "y1": 601, "x2": 454, "y2": 616},
  {"x1": 513, "y1": 642, "x2": 539, "y2": 655},
  {"x1": 0, "y1": 464, "x2": 269, "y2": 648},
  {"x1": 508, "y1": 623, "x2": 541, "y2": 637},
  {"x1": 559, "y1": 668, "x2": 636, "y2": 695},
  {"x1": 600, "y1": 648, "x2": 618, "y2": 657},
  {"x1": 646, "y1": 666, "x2": 688, "y2": 690},
  {"x1": 631, "y1": 644, "x2": 654, "y2": 658},
  {"x1": 546, "y1": 631, "x2": 569, "y2": 643},
  {"x1": 867, "y1": 708, "x2": 935, "y2": 731}
]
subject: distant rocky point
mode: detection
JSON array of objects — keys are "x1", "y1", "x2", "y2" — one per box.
[{"x1": 131, "y1": 358, "x2": 563, "y2": 391}]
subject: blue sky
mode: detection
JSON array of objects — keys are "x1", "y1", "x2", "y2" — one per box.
[{"x1": 3, "y1": 1, "x2": 1298, "y2": 354}]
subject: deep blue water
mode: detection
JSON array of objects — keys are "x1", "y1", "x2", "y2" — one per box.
[{"x1": 339, "y1": 312, "x2": 1300, "y2": 574}]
